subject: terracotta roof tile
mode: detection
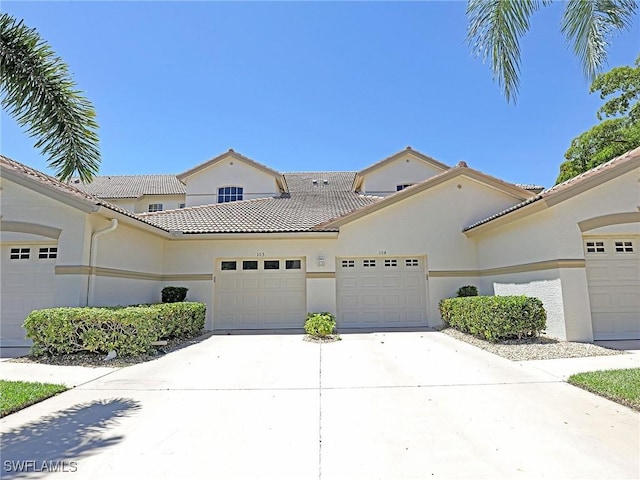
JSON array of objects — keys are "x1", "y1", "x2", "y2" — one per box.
[
  {"x1": 463, "y1": 147, "x2": 640, "y2": 232},
  {"x1": 0, "y1": 156, "x2": 169, "y2": 231},
  {"x1": 73, "y1": 174, "x2": 186, "y2": 198},
  {"x1": 139, "y1": 172, "x2": 381, "y2": 233}
]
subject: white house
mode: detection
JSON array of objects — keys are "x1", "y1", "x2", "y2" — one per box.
[{"x1": 1, "y1": 146, "x2": 638, "y2": 347}]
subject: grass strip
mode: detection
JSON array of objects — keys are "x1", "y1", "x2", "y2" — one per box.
[
  {"x1": 568, "y1": 368, "x2": 640, "y2": 411},
  {"x1": 0, "y1": 380, "x2": 67, "y2": 417}
]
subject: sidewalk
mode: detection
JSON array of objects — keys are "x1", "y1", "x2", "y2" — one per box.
[
  {"x1": 0, "y1": 359, "x2": 117, "y2": 387},
  {"x1": 519, "y1": 351, "x2": 640, "y2": 380}
]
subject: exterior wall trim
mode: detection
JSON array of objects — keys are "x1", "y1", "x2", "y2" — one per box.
[
  {"x1": 0, "y1": 221, "x2": 62, "y2": 239},
  {"x1": 578, "y1": 212, "x2": 640, "y2": 232},
  {"x1": 306, "y1": 272, "x2": 336, "y2": 279},
  {"x1": 429, "y1": 259, "x2": 585, "y2": 277},
  {"x1": 56, "y1": 265, "x2": 213, "y2": 281}
]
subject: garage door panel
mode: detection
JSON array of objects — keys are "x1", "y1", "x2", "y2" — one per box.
[
  {"x1": 586, "y1": 237, "x2": 640, "y2": 340},
  {"x1": 240, "y1": 277, "x2": 260, "y2": 289},
  {"x1": 1, "y1": 244, "x2": 56, "y2": 346},
  {"x1": 382, "y1": 295, "x2": 400, "y2": 306},
  {"x1": 339, "y1": 295, "x2": 359, "y2": 308},
  {"x1": 215, "y1": 258, "x2": 306, "y2": 329},
  {"x1": 615, "y1": 264, "x2": 640, "y2": 282},
  {"x1": 361, "y1": 295, "x2": 380, "y2": 306},
  {"x1": 362, "y1": 277, "x2": 380, "y2": 288},
  {"x1": 383, "y1": 312, "x2": 401, "y2": 323},
  {"x1": 383, "y1": 276, "x2": 401, "y2": 287},
  {"x1": 337, "y1": 256, "x2": 427, "y2": 328}
]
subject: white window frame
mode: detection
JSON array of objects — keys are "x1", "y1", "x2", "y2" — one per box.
[
  {"x1": 148, "y1": 203, "x2": 164, "y2": 212},
  {"x1": 218, "y1": 186, "x2": 244, "y2": 203}
]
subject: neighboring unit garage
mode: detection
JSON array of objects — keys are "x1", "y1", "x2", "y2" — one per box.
[
  {"x1": 214, "y1": 258, "x2": 307, "y2": 329},
  {"x1": 0, "y1": 243, "x2": 57, "y2": 346},
  {"x1": 584, "y1": 237, "x2": 640, "y2": 340},
  {"x1": 336, "y1": 256, "x2": 428, "y2": 328}
]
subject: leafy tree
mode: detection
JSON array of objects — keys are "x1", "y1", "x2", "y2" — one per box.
[
  {"x1": 557, "y1": 55, "x2": 640, "y2": 183},
  {"x1": 467, "y1": 0, "x2": 637, "y2": 103},
  {"x1": 0, "y1": 13, "x2": 100, "y2": 182}
]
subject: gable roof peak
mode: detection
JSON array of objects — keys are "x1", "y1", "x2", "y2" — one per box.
[{"x1": 456, "y1": 161, "x2": 468, "y2": 168}]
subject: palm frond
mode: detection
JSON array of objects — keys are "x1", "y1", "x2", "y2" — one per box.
[
  {"x1": 561, "y1": 0, "x2": 637, "y2": 81},
  {"x1": 467, "y1": 0, "x2": 550, "y2": 103},
  {"x1": 0, "y1": 13, "x2": 100, "y2": 182}
]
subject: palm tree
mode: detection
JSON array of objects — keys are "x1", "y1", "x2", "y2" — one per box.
[
  {"x1": 467, "y1": 0, "x2": 637, "y2": 103},
  {"x1": 1, "y1": 12, "x2": 100, "y2": 182}
]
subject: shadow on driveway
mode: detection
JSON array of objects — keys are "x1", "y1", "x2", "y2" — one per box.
[{"x1": 1, "y1": 398, "x2": 141, "y2": 479}]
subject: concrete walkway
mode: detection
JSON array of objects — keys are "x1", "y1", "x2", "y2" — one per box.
[{"x1": 1, "y1": 331, "x2": 638, "y2": 479}]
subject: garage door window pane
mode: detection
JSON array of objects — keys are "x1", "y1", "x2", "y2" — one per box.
[
  {"x1": 614, "y1": 241, "x2": 634, "y2": 253},
  {"x1": 585, "y1": 241, "x2": 606, "y2": 253},
  {"x1": 264, "y1": 260, "x2": 280, "y2": 270},
  {"x1": 286, "y1": 260, "x2": 301, "y2": 270},
  {"x1": 221, "y1": 261, "x2": 237, "y2": 271},
  {"x1": 10, "y1": 248, "x2": 30, "y2": 260},
  {"x1": 384, "y1": 259, "x2": 398, "y2": 267},
  {"x1": 406, "y1": 259, "x2": 419, "y2": 267},
  {"x1": 243, "y1": 260, "x2": 258, "y2": 270},
  {"x1": 38, "y1": 247, "x2": 57, "y2": 259},
  {"x1": 363, "y1": 259, "x2": 376, "y2": 267},
  {"x1": 341, "y1": 260, "x2": 355, "y2": 268}
]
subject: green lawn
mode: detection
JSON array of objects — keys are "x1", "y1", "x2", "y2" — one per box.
[
  {"x1": 0, "y1": 380, "x2": 67, "y2": 417},
  {"x1": 568, "y1": 368, "x2": 640, "y2": 411}
]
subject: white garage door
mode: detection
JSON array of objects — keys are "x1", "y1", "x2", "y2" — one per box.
[
  {"x1": 585, "y1": 237, "x2": 640, "y2": 340},
  {"x1": 214, "y1": 258, "x2": 306, "y2": 329},
  {"x1": 337, "y1": 256, "x2": 428, "y2": 328},
  {"x1": 1, "y1": 244, "x2": 57, "y2": 346}
]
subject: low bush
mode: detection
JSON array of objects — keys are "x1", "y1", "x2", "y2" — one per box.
[
  {"x1": 153, "y1": 302, "x2": 206, "y2": 339},
  {"x1": 456, "y1": 285, "x2": 478, "y2": 297},
  {"x1": 162, "y1": 286, "x2": 188, "y2": 303},
  {"x1": 24, "y1": 302, "x2": 206, "y2": 356},
  {"x1": 304, "y1": 312, "x2": 336, "y2": 337},
  {"x1": 439, "y1": 295, "x2": 546, "y2": 342}
]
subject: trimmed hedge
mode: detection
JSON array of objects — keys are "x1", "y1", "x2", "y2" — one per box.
[
  {"x1": 304, "y1": 312, "x2": 336, "y2": 337},
  {"x1": 439, "y1": 295, "x2": 546, "y2": 342},
  {"x1": 24, "y1": 302, "x2": 206, "y2": 356}
]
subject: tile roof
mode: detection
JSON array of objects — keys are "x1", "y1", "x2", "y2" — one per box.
[
  {"x1": 138, "y1": 172, "x2": 381, "y2": 233},
  {"x1": 463, "y1": 146, "x2": 640, "y2": 232},
  {"x1": 73, "y1": 174, "x2": 186, "y2": 198},
  {"x1": 0, "y1": 155, "x2": 169, "y2": 231}
]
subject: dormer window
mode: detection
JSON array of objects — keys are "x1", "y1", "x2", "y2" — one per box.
[
  {"x1": 218, "y1": 186, "x2": 243, "y2": 203},
  {"x1": 397, "y1": 184, "x2": 414, "y2": 191},
  {"x1": 148, "y1": 203, "x2": 164, "y2": 212}
]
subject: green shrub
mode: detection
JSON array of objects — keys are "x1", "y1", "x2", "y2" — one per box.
[
  {"x1": 304, "y1": 312, "x2": 336, "y2": 337},
  {"x1": 456, "y1": 285, "x2": 478, "y2": 297},
  {"x1": 24, "y1": 302, "x2": 206, "y2": 356},
  {"x1": 162, "y1": 286, "x2": 188, "y2": 303},
  {"x1": 153, "y1": 302, "x2": 206, "y2": 339},
  {"x1": 439, "y1": 295, "x2": 546, "y2": 342}
]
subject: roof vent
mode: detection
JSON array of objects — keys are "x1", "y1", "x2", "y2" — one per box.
[
  {"x1": 312, "y1": 179, "x2": 318, "y2": 185},
  {"x1": 457, "y1": 161, "x2": 468, "y2": 168},
  {"x1": 322, "y1": 179, "x2": 328, "y2": 185}
]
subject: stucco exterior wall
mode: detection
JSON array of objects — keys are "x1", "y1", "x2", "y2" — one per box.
[
  {"x1": 361, "y1": 154, "x2": 445, "y2": 196},
  {"x1": 472, "y1": 165, "x2": 640, "y2": 341},
  {"x1": 184, "y1": 160, "x2": 279, "y2": 206},
  {"x1": 89, "y1": 217, "x2": 166, "y2": 306},
  {"x1": 336, "y1": 175, "x2": 524, "y2": 323},
  {"x1": 0, "y1": 178, "x2": 91, "y2": 309},
  {"x1": 162, "y1": 236, "x2": 338, "y2": 329}
]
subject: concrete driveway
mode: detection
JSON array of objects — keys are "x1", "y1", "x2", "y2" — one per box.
[{"x1": 1, "y1": 331, "x2": 638, "y2": 479}]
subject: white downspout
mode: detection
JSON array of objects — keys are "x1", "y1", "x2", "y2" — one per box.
[{"x1": 86, "y1": 219, "x2": 118, "y2": 306}]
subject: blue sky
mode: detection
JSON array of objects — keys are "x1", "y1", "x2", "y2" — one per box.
[{"x1": 2, "y1": 1, "x2": 638, "y2": 188}]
